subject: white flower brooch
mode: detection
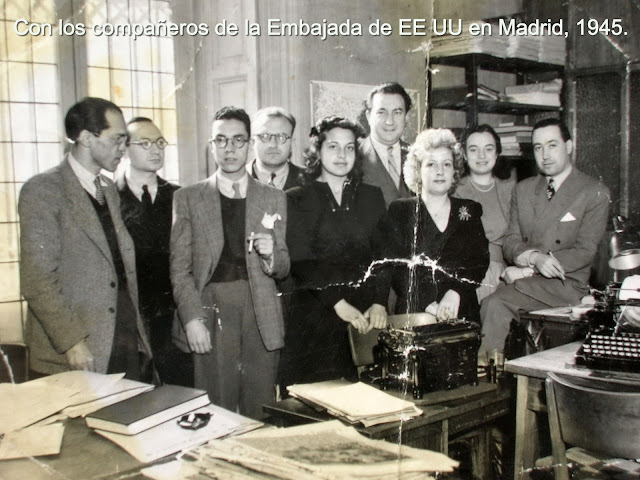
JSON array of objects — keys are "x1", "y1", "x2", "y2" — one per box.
[
  {"x1": 261, "y1": 212, "x2": 282, "y2": 229},
  {"x1": 458, "y1": 206, "x2": 470, "y2": 221}
]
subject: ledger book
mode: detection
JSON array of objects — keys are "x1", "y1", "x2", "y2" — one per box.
[{"x1": 85, "y1": 385, "x2": 209, "y2": 435}]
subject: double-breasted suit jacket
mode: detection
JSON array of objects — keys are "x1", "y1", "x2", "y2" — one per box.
[
  {"x1": 170, "y1": 175, "x2": 289, "y2": 352},
  {"x1": 19, "y1": 159, "x2": 152, "y2": 374},
  {"x1": 503, "y1": 168, "x2": 610, "y2": 304},
  {"x1": 359, "y1": 137, "x2": 411, "y2": 207}
]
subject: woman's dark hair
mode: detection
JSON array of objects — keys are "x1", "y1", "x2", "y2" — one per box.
[
  {"x1": 461, "y1": 124, "x2": 511, "y2": 180},
  {"x1": 302, "y1": 116, "x2": 365, "y2": 184}
]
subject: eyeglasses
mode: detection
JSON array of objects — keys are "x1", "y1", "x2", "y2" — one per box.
[
  {"x1": 92, "y1": 132, "x2": 128, "y2": 146},
  {"x1": 128, "y1": 137, "x2": 168, "y2": 150},
  {"x1": 208, "y1": 135, "x2": 248, "y2": 149},
  {"x1": 255, "y1": 133, "x2": 291, "y2": 145}
]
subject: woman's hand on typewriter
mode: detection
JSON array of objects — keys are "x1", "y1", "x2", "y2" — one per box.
[
  {"x1": 334, "y1": 299, "x2": 369, "y2": 333},
  {"x1": 436, "y1": 290, "x2": 460, "y2": 322},
  {"x1": 364, "y1": 303, "x2": 387, "y2": 330}
]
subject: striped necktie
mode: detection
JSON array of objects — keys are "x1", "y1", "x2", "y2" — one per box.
[
  {"x1": 94, "y1": 176, "x2": 105, "y2": 205},
  {"x1": 232, "y1": 182, "x2": 242, "y2": 199},
  {"x1": 546, "y1": 178, "x2": 555, "y2": 201},
  {"x1": 387, "y1": 146, "x2": 400, "y2": 189}
]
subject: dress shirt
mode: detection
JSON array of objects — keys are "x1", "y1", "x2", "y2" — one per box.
[
  {"x1": 124, "y1": 171, "x2": 158, "y2": 202},
  {"x1": 217, "y1": 170, "x2": 249, "y2": 198},
  {"x1": 370, "y1": 137, "x2": 401, "y2": 180},
  {"x1": 68, "y1": 153, "x2": 107, "y2": 200},
  {"x1": 515, "y1": 165, "x2": 574, "y2": 267},
  {"x1": 254, "y1": 160, "x2": 289, "y2": 190}
]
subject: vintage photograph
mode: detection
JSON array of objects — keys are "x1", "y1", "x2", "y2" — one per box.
[{"x1": 1, "y1": 0, "x2": 639, "y2": 479}]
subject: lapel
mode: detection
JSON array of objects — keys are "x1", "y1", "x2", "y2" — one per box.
[
  {"x1": 534, "y1": 169, "x2": 582, "y2": 234},
  {"x1": 532, "y1": 175, "x2": 550, "y2": 218},
  {"x1": 60, "y1": 161, "x2": 113, "y2": 264},
  {"x1": 362, "y1": 137, "x2": 396, "y2": 190},
  {"x1": 195, "y1": 176, "x2": 224, "y2": 268},
  {"x1": 245, "y1": 177, "x2": 266, "y2": 239}
]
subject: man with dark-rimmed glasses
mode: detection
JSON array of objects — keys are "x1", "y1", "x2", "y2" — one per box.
[
  {"x1": 19, "y1": 97, "x2": 153, "y2": 381},
  {"x1": 170, "y1": 106, "x2": 289, "y2": 419},
  {"x1": 117, "y1": 117, "x2": 193, "y2": 386}
]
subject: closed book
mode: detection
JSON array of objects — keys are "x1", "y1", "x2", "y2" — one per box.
[{"x1": 85, "y1": 385, "x2": 209, "y2": 435}]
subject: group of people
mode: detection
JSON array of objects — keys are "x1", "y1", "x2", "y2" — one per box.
[{"x1": 19, "y1": 81, "x2": 611, "y2": 420}]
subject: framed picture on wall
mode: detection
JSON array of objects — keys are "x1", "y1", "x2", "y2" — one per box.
[{"x1": 310, "y1": 80, "x2": 421, "y2": 145}]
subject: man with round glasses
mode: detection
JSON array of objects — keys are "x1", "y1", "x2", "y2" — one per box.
[
  {"x1": 19, "y1": 97, "x2": 153, "y2": 380},
  {"x1": 171, "y1": 106, "x2": 289, "y2": 419},
  {"x1": 117, "y1": 117, "x2": 193, "y2": 386},
  {"x1": 249, "y1": 106, "x2": 303, "y2": 191}
]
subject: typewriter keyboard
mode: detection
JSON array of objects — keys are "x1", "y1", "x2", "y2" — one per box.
[{"x1": 576, "y1": 331, "x2": 640, "y2": 373}]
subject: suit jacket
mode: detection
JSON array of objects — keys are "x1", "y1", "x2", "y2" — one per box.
[
  {"x1": 249, "y1": 160, "x2": 304, "y2": 191},
  {"x1": 359, "y1": 137, "x2": 411, "y2": 207},
  {"x1": 503, "y1": 168, "x2": 610, "y2": 303},
  {"x1": 116, "y1": 175, "x2": 179, "y2": 318},
  {"x1": 170, "y1": 175, "x2": 289, "y2": 351},
  {"x1": 19, "y1": 159, "x2": 152, "y2": 374}
]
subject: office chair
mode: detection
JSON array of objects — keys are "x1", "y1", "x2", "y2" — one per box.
[
  {"x1": 0, "y1": 343, "x2": 29, "y2": 383},
  {"x1": 545, "y1": 372, "x2": 640, "y2": 480}
]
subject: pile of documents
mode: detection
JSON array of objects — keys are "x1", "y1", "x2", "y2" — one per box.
[
  {"x1": 143, "y1": 421, "x2": 458, "y2": 480},
  {"x1": 428, "y1": 20, "x2": 566, "y2": 65},
  {"x1": 0, "y1": 371, "x2": 152, "y2": 459},
  {"x1": 287, "y1": 381, "x2": 422, "y2": 427},
  {"x1": 505, "y1": 78, "x2": 562, "y2": 106},
  {"x1": 494, "y1": 123, "x2": 534, "y2": 156}
]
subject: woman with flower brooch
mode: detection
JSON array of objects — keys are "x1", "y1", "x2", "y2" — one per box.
[
  {"x1": 453, "y1": 124, "x2": 516, "y2": 302},
  {"x1": 374, "y1": 128, "x2": 489, "y2": 324},
  {"x1": 278, "y1": 116, "x2": 388, "y2": 388}
]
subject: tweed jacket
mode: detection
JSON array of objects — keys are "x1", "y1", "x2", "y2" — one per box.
[
  {"x1": 359, "y1": 137, "x2": 411, "y2": 207},
  {"x1": 170, "y1": 175, "x2": 289, "y2": 351},
  {"x1": 503, "y1": 168, "x2": 610, "y2": 303},
  {"x1": 19, "y1": 159, "x2": 152, "y2": 374}
]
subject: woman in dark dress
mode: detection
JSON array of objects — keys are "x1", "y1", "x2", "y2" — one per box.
[
  {"x1": 375, "y1": 128, "x2": 489, "y2": 324},
  {"x1": 278, "y1": 116, "x2": 388, "y2": 388}
]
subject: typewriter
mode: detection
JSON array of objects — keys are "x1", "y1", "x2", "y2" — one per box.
[
  {"x1": 575, "y1": 281, "x2": 640, "y2": 373},
  {"x1": 373, "y1": 319, "x2": 481, "y2": 399}
]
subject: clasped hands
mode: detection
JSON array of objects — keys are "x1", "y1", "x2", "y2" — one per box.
[
  {"x1": 334, "y1": 299, "x2": 387, "y2": 334},
  {"x1": 426, "y1": 289, "x2": 461, "y2": 322}
]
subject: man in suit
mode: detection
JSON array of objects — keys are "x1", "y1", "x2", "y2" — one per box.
[
  {"x1": 479, "y1": 118, "x2": 610, "y2": 358},
  {"x1": 117, "y1": 117, "x2": 193, "y2": 386},
  {"x1": 19, "y1": 97, "x2": 153, "y2": 380},
  {"x1": 171, "y1": 106, "x2": 289, "y2": 419},
  {"x1": 249, "y1": 106, "x2": 303, "y2": 191},
  {"x1": 360, "y1": 82, "x2": 413, "y2": 206}
]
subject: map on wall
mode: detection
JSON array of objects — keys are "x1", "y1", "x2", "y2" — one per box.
[{"x1": 310, "y1": 81, "x2": 421, "y2": 145}]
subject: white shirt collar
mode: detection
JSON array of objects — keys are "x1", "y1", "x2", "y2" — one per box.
[
  {"x1": 68, "y1": 152, "x2": 104, "y2": 198},
  {"x1": 125, "y1": 170, "x2": 159, "y2": 202},
  {"x1": 548, "y1": 165, "x2": 572, "y2": 191},
  {"x1": 253, "y1": 160, "x2": 289, "y2": 190},
  {"x1": 216, "y1": 170, "x2": 249, "y2": 199}
]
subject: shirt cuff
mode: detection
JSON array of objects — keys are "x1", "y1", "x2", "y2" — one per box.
[{"x1": 515, "y1": 249, "x2": 540, "y2": 268}]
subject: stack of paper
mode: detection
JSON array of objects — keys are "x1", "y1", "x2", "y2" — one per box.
[
  {"x1": 505, "y1": 79, "x2": 562, "y2": 106},
  {"x1": 494, "y1": 123, "x2": 534, "y2": 156},
  {"x1": 287, "y1": 381, "x2": 422, "y2": 427},
  {"x1": 164, "y1": 421, "x2": 458, "y2": 480}
]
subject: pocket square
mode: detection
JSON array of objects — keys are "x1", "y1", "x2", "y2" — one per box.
[{"x1": 560, "y1": 212, "x2": 576, "y2": 222}]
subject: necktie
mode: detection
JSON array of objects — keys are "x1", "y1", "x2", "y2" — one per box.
[
  {"x1": 269, "y1": 173, "x2": 276, "y2": 187},
  {"x1": 94, "y1": 176, "x2": 105, "y2": 205},
  {"x1": 232, "y1": 182, "x2": 242, "y2": 199},
  {"x1": 546, "y1": 178, "x2": 556, "y2": 201},
  {"x1": 387, "y1": 146, "x2": 400, "y2": 189},
  {"x1": 141, "y1": 184, "x2": 152, "y2": 211}
]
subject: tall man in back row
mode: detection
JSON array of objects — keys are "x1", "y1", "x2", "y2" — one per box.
[
  {"x1": 479, "y1": 118, "x2": 610, "y2": 358},
  {"x1": 19, "y1": 97, "x2": 153, "y2": 379},
  {"x1": 360, "y1": 82, "x2": 412, "y2": 206}
]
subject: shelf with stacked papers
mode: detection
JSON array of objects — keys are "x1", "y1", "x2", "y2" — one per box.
[
  {"x1": 429, "y1": 53, "x2": 563, "y2": 75},
  {"x1": 430, "y1": 89, "x2": 562, "y2": 115}
]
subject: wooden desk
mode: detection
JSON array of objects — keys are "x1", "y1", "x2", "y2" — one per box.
[
  {"x1": 0, "y1": 418, "x2": 146, "y2": 480},
  {"x1": 264, "y1": 383, "x2": 511, "y2": 479},
  {"x1": 505, "y1": 341, "x2": 640, "y2": 480}
]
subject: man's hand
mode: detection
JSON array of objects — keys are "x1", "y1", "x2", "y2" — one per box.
[
  {"x1": 531, "y1": 252, "x2": 566, "y2": 280},
  {"x1": 248, "y1": 233, "x2": 273, "y2": 262},
  {"x1": 65, "y1": 339, "x2": 95, "y2": 371},
  {"x1": 334, "y1": 299, "x2": 369, "y2": 333},
  {"x1": 501, "y1": 266, "x2": 535, "y2": 285},
  {"x1": 185, "y1": 318, "x2": 212, "y2": 354},
  {"x1": 364, "y1": 303, "x2": 387, "y2": 330},
  {"x1": 436, "y1": 290, "x2": 460, "y2": 321}
]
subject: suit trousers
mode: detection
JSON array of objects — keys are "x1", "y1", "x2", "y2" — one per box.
[
  {"x1": 479, "y1": 283, "x2": 549, "y2": 359},
  {"x1": 194, "y1": 279, "x2": 279, "y2": 420}
]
